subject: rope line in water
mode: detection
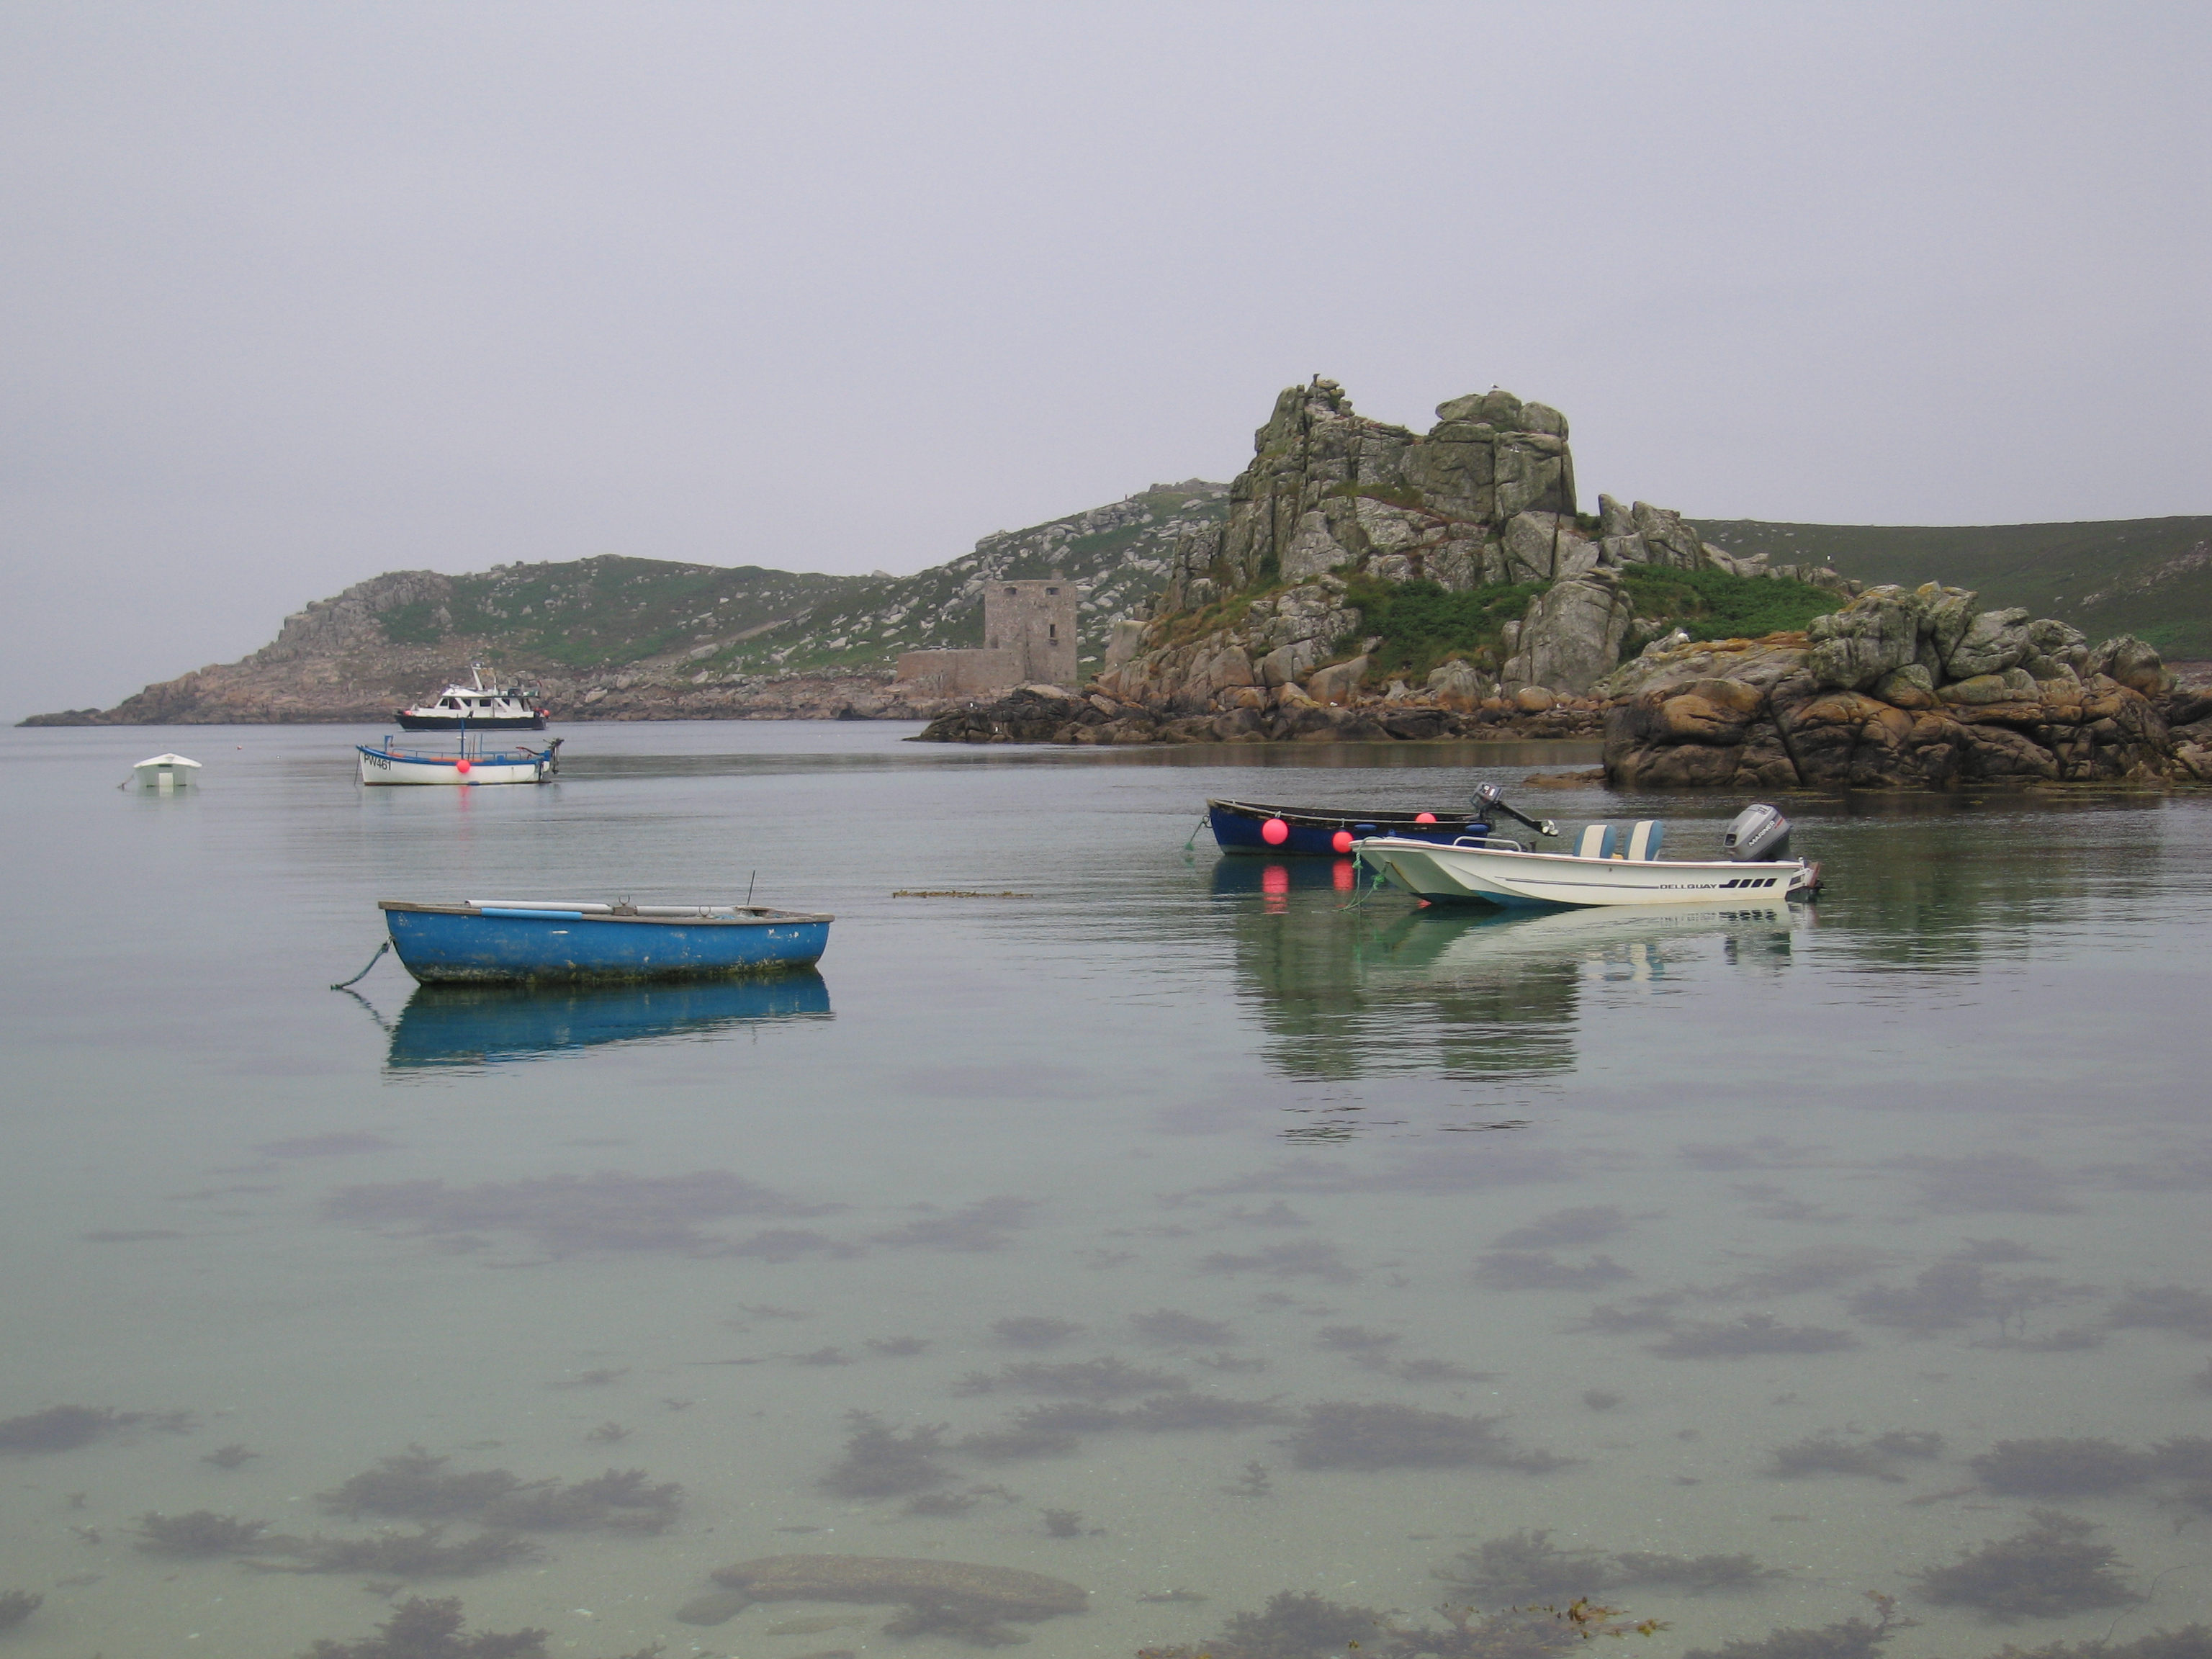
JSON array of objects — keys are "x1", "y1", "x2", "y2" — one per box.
[{"x1": 330, "y1": 938, "x2": 390, "y2": 990}]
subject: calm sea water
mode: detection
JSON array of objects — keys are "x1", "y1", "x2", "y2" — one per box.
[{"x1": 2, "y1": 722, "x2": 2208, "y2": 1659}]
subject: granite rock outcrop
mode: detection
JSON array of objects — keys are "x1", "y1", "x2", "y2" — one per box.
[
  {"x1": 1088, "y1": 379, "x2": 1848, "y2": 729},
  {"x1": 1601, "y1": 584, "x2": 2208, "y2": 788}
]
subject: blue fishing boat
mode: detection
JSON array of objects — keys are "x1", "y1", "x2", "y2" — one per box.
[
  {"x1": 378, "y1": 899, "x2": 832, "y2": 984},
  {"x1": 1208, "y1": 796, "x2": 1489, "y2": 856}
]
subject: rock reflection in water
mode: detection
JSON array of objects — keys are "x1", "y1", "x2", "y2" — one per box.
[{"x1": 382, "y1": 971, "x2": 831, "y2": 1069}]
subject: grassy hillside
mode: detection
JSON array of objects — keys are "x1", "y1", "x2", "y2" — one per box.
[
  {"x1": 370, "y1": 482, "x2": 1230, "y2": 676},
  {"x1": 1696, "y1": 516, "x2": 2212, "y2": 658}
]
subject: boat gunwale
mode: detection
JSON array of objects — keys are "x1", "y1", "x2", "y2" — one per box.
[
  {"x1": 1208, "y1": 797, "x2": 1481, "y2": 830},
  {"x1": 1352, "y1": 832, "x2": 1804, "y2": 876},
  {"x1": 379, "y1": 900, "x2": 834, "y2": 927}
]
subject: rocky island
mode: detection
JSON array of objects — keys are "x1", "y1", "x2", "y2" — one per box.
[{"x1": 917, "y1": 378, "x2": 2210, "y2": 786}]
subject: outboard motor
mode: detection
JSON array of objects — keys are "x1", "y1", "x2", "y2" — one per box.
[
  {"x1": 1473, "y1": 782, "x2": 1559, "y2": 842},
  {"x1": 1723, "y1": 803, "x2": 1791, "y2": 862}
]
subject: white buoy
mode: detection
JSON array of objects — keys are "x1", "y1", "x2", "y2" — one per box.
[{"x1": 130, "y1": 753, "x2": 203, "y2": 791}]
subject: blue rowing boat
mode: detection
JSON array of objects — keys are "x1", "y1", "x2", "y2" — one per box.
[
  {"x1": 379, "y1": 899, "x2": 833, "y2": 984},
  {"x1": 1207, "y1": 797, "x2": 1490, "y2": 856}
]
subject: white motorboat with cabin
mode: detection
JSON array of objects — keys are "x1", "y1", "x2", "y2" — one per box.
[
  {"x1": 1354, "y1": 787, "x2": 1820, "y2": 909},
  {"x1": 395, "y1": 664, "x2": 547, "y2": 732}
]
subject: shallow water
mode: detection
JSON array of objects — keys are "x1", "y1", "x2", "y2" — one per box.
[{"x1": 2, "y1": 721, "x2": 2208, "y2": 1658}]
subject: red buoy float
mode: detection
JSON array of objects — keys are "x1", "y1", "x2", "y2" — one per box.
[
  {"x1": 1332, "y1": 830, "x2": 1354, "y2": 853},
  {"x1": 1415, "y1": 811, "x2": 1437, "y2": 823},
  {"x1": 455, "y1": 757, "x2": 472, "y2": 775},
  {"x1": 1261, "y1": 817, "x2": 1290, "y2": 845}
]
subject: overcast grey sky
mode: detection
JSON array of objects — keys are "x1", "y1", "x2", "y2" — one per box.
[{"x1": 3, "y1": 1, "x2": 2205, "y2": 718}]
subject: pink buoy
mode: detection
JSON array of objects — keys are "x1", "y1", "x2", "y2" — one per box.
[
  {"x1": 1415, "y1": 811, "x2": 1437, "y2": 824},
  {"x1": 1332, "y1": 830, "x2": 1354, "y2": 853},
  {"x1": 455, "y1": 757, "x2": 472, "y2": 775},
  {"x1": 1261, "y1": 817, "x2": 1290, "y2": 846}
]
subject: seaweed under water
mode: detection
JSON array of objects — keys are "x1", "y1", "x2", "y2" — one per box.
[
  {"x1": 1475, "y1": 1251, "x2": 1634, "y2": 1291},
  {"x1": 991, "y1": 1316, "x2": 1086, "y2": 1347},
  {"x1": 1436, "y1": 1530, "x2": 1606, "y2": 1603},
  {"x1": 1646, "y1": 1316, "x2": 1857, "y2": 1359},
  {"x1": 1675, "y1": 1592, "x2": 1913, "y2": 1659},
  {"x1": 1717, "y1": 1246, "x2": 1894, "y2": 1298},
  {"x1": 961, "y1": 1358, "x2": 1190, "y2": 1398},
  {"x1": 1881, "y1": 1153, "x2": 2078, "y2": 1215},
  {"x1": 259, "y1": 1527, "x2": 541, "y2": 1578},
  {"x1": 1968, "y1": 1439, "x2": 2153, "y2": 1498},
  {"x1": 822, "y1": 1413, "x2": 956, "y2": 1497},
  {"x1": 320, "y1": 1169, "x2": 826, "y2": 1254},
  {"x1": 1287, "y1": 1402, "x2": 1565, "y2": 1473},
  {"x1": 1495, "y1": 1205, "x2": 1634, "y2": 1249},
  {"x1": 2104, "y1": 1286, "x2": 2212, "y2": 1341},
  {"x1": 1138, "y1": 1590, "x2": 1658, "y2": 1658},
  {"x1": 298, "y1": 1595, "x2": 663, "y2": 1659},
  {"x1": 1130, "y1": 1309, "x2": 1236, "y2": 1346},
  {"x1": 870, "y1": 1197, "x2": 1038, "y2": 1251},
  {"x1": 1610, "y1": 1553, "x2": 1788, "y2": 1595},
  {"x1": 0, "y1": 1591, "x2": 42, "y2": 1632},
  {"x1": 881, "y1": 1599, "x2": 1032, "y2": 1646},
  {"x1": 318, "y1": 1449, "x2": 682, "y2": 1532},
  {"x1": 1768, "y1": 1431, "x2": 1943, "y2": 1482},
  {"x1": 1438, "y1": 1533, "x2": 1786, "y2": 1602},
  {"x1": 1195, "y1": 1240, "x2": 1360, "y2": 1282},
  {"x1": 1976, "y1": 1628, "x2": 2212, "y2": 1658},
  {"x1": 1912, "y1": 1510, "x2": 2137, "y2": 1621},
  {"x1": 132, "y1": 1510, "x2": 274, "y2": 1554},
  {"x1": 1847, "y1": 1262, "x2": 2085, "y2": 1338},
  {"x1": 1118, "y1": 1394, "x2": 1292, "y2": 1431},
  {"x1": 0, "y1": 1403, "x2": 185, "y2": 1452}
]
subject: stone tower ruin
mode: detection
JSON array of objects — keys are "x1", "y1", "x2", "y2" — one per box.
[
  {"x1": 895, "y1": 570, "x2": 1080, "y2": 695},
  {"x1": 984, "y1": 574, "x2": 1078, "y2": 688}
]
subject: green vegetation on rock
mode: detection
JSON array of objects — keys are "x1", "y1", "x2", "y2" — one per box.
[
  {"x1": 1619, "y1": 565, "x2": 1840, "y2": 644},
  {"x1": 1697, "y1": 516, "x2": 2212, "y2": 659},
  {"x1": 1339, "y1": 577, "x2": 1546, "y2": 680}
]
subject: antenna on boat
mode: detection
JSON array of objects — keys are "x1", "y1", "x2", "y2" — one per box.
[{"x1": 745, "y1": 870, "x2": 756, "y2": 907}]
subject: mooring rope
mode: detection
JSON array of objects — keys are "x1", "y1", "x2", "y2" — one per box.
[
  {"x1": 1181, "y1": 811, "x2": 1209, "y2": 851},
  {"x1": 330, "y1": 938, "x2": 390, "y2": 990}
]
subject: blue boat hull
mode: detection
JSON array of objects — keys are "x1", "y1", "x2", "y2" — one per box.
[
  {"x1": 381, "y1": 904, "x2": 831, "y2": 984},
  {"x1": 1208, "y1": 799, "x2": 1488, "y2": 857}
]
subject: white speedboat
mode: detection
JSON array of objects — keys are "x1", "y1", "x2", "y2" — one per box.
[
  {"x1": 395, "y1": 664, "x2": 547, "y2": 732},
  {"x1": 1356, "y1": 791, "x2": 1820, "y2": 909}
]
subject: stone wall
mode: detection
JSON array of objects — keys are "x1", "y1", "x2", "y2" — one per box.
[{"x1": 894, "y1": 649, "x2": 1023, "y2": 697}]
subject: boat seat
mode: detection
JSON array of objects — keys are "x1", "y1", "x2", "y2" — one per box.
[
  {"x1": 1574, "y1": 823, "x2": 1618, "y2": 860},
  {"x1": 1624, "y1": 819, "x2": 1665, "y2": 861}
]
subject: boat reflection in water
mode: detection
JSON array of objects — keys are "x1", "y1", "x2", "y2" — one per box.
[
  {"x1": 1210, "y1": 855, "x2": 1804, "y2": 1082},
  {"x1": 1369, "y1": 894, "x2": 1805, "y2": 980},
  {"x1": 384, "y1": 971, "x2": 831, "y2": 1070}
]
